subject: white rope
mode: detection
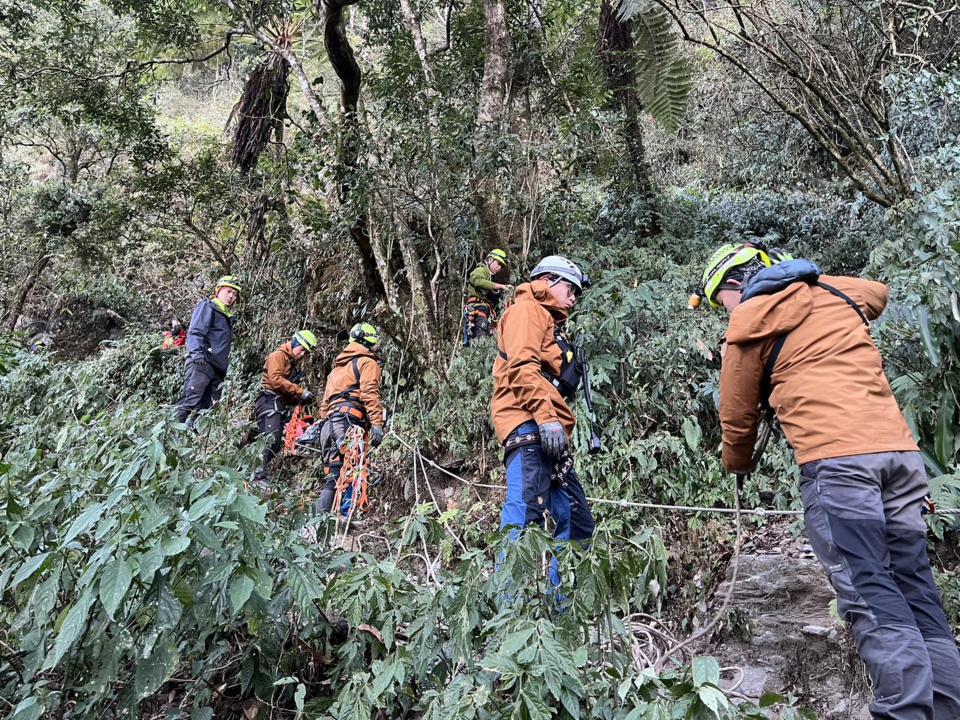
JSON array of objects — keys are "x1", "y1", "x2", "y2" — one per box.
[{"x1": 386, "y1": 430, "x2": 805, "y2": 516}]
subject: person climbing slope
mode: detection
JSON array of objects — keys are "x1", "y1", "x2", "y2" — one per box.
[
  {"x1": 492, "y1": 255, "x2": 594, "y2": 587},
  {"x1": 254, "y1": 330, "x2": 318, "y2": 482},
  {"x1": 176, "y1": 276, "x2": 240, "y2": 427},
  {"x1": 315, "y1": 323, "x2": 385, "y2": 514},
  {"x1": 699, "y1": 242, "x2": 960, "y2": 720},
  {"x1": 464, "y1": 249, "x2": 513, "y2": 343}
]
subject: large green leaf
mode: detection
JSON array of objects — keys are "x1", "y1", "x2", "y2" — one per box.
[
  {"x1": 45, "y1": 588, "x2": 95, "y2": 669},
  {"x1": 917, "y1": 307, "x2": 941, "y2": 367},
  {"x1": 135, "y1": 636, "x2": 179, "y2": 699},
  {"x1": 691, "y1": 656, "x2": 720, "y2": 687},
  {"x1": 99, "y1": 556, "x2": 133, "y2": 620},
  {"x1": 61, "y1": 503, "x2": 105, "y2": 546},
  {"x1": 934, "y1": 390, "x2": 955, "y2": 469},
  {"x1": 229, "y1": 573, "x2": 254, "y2": 613},
  {"x1": 11, "y1": 552, "x2": 50, "y2": 589},
  {"x1": 617, "y1": 0, "x2": 692, "y2": 133}
]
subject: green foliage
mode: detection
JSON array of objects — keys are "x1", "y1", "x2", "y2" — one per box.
[
  {"x1": 0, "y1": 349, "x2": 813, "y2": 718},
  {"x1": 618, "y1": 0, "x2": 693, "y2": 133}
]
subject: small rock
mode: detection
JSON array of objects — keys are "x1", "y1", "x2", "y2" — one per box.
[
  {"x1": 443, "y1": 486, "x2": 454, "y2": 498},
  {"x1": 801, "y1": 625, "x2": 831, "y2": 637}
]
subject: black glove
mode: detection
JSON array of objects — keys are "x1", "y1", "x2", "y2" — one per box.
[
  {"x1": 300, "y1": 390, "x2": 315, "y2": 405},
  {"x1": 538, "y1": 421, "x2": 568, "y2": 458},
  {"x1": 370, "y1": 426, "x2": 384, "y2": 447}
]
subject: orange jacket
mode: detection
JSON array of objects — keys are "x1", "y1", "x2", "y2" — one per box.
[
  {"x1": 491, "y1": 280, "x2": 574, "y2": 442},
  {"x1": 261, "y1": 343, "x2": 307, "y2": 405},
  {"x1": 720, "y1": 275, "x2": 917, "y2": 472},
  {"x1": 319, "y1": 343, "x2": 384, "y2": 427}
]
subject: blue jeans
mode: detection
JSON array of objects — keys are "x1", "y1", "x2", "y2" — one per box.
[
  {"x1": 500, "y1": 422, "x2": 595, "y2": 587},
  {"x1": 801, "y1": 451, "x2": 960, "y2": 720}
]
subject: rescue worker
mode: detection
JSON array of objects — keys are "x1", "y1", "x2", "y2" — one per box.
[
  {"x1": 701, "y1": 243, "x2": 960, "y2": 720},
  {"x1": 254, "y1": 330, "x2": 318, "y2": 481},
  {"x1": 176, "y1": 276, "x2": 240, "y2": 427},
  {"x1": 492, "y1": 255, "x2": 595, "y2": 587},
  {"x1": 316, "y1": 323, "x2": 385, "y2": 514},
  {"x1": 464, "y1": 249, "x2": 513, "y2": 342}
]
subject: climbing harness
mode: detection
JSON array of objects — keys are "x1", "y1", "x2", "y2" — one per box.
[
  {"x1": 463, "y1": 297, "x2": 496, "y2": 345},
  {"x1": 326, "y1": 357, "x2": 370, "y2": 424}
]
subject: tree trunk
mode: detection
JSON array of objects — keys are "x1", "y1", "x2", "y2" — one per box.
[
  {"x1": 473, "y1": 0, "x2": 513, "y2": 250},
  {"x1": 5, "y1": 245, "x2": 51, "y2": 332},
  {"x1": 322, "y1": 0, "x2": 384, "y2": 298},
  {"x1": 599, "y1": 0, "x2": 659, "y2": 235}
]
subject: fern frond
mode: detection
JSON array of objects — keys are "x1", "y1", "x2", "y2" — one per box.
[{"x1": 616, "y1": 0, "x2": 691, "y2": 133}]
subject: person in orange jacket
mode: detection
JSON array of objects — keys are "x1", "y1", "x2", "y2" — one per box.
[
  {"x1": 254, "y1": 330, "x2": 319, "y2": 481},
  {"x1": 492, "y1": 255, "x2": 594, "y2": 588},
  {"x1": 700, "y1": 243, "x2": 960, "y2": 720},
  {"x1": 315, "y1": 323, "x2": 385, "y2": 514}
]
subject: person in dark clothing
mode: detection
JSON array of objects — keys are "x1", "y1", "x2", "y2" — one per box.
[
  {"x1": 316, "y1": 323, "x2": 385, "y2": 514},
  {"x1": 175, "y1": 276, "x2": 241, "y2": 427},
  {"x1": 700, "y1": 244, "x2": 960, "y2": 720},
  {"x1": 254, "y1": 330, "x2": 318, "y2": 481}
]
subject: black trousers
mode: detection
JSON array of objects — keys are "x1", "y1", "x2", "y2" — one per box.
[
  {"x1": 255, "y1": 393, "x2": 289, "y2": 475},
  {"x1": 176, "y1": 360, "x2": 224, "y2": 425}
]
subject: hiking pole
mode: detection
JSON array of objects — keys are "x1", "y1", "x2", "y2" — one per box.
[{"x1": 577, "y1": 339, "x2": 603, "y2": 455}]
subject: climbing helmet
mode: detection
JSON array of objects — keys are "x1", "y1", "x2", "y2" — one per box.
[
  {"x1": 487, "y1": 248, "x2": 507, "y2": 265},
  {"x1": 349, "y1": 322, "x2": 379, "y2": 348},
  {"x1": 215, "y1": 275, "x2": 243, "y2": 294},
  {"x1": 700, "y1": 244, "x2": 773, "y2": 308},
  {"x1": 293, "y1": 330, "x2": 318, "y2": 352},
  {"x1": 531, "y1": 255, "x2": 590, "y2": 294}
]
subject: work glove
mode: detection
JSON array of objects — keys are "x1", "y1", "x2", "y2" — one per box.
[
  {"x1": 538, "y1": 421, "x2": 568, "y2": 459},
  {"x1": 300, "y1": 390, "x2": 315, "y2": 405},
  {"x1": 370, "y1": 426, "x2": 385, "y2": 448}
]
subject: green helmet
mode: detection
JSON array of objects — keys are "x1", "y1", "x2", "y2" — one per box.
[
  {"x1": 215, "y1": 275, "x2": 242, "y2": 293},
  {"x1": 487, "y1": 249, "x2": 507, "y2": 265},
  {"x1": 349, "y1": 322, "x2": 379, "y2": 348},
  {"x1": 701, "y1": 244, "x2": 773, "y2": 308},
  {"x1": 293, "y1": 330, "x2": 318, "y2": 352}
]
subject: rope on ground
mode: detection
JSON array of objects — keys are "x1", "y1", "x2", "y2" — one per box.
[
  {"x1": 384, "y1": 429, "x2": 960, "y2": 516},
  {"x1": 653, "y1": 479, "x2": 745, "y2": 672}
]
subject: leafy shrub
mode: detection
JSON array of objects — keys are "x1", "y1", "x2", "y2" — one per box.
[{"x1": 0, "y1": 351, "x2": 816, "y2": 719}]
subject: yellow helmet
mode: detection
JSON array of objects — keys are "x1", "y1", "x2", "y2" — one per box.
[
  {"x1": 293, "y1": 330, "x2": 318, "y2": 352},
  {"x1": 215, "y1": 275, "x2": 242, "y2": 294},
  {"x1": 349, "y1": 322, "x2": 379, "y2": 348},
  {"x1": 487, "y1": 249, "x2": 507, "y2": 265},
  {"x1": 700, "y1": 244, "x2": 772, "y2": 308}
]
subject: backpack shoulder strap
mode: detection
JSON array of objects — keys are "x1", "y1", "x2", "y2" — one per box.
[
  {"x1": 761, "y1": 334, "x2": 788, "y2": 412},
  {"x1": 815, "y1": 281, "x2": 869, "y2": 326}
]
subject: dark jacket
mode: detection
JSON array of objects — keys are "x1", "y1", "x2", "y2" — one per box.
[
  {"x1": 186, "y1": 299, "x2": 235, "y2": 375},
  {"x1": 720, "y1": 262, "x2": 916, "y2": 472}
]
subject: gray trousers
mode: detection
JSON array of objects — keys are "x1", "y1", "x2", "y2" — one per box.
[
  {"x1": 317, "y1": 413, "x2": 354, "y2": 513},
  {"x1": 800, "y1": 451, "x2": 960, "y2": 720}
]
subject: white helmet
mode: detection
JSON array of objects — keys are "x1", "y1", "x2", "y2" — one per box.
[{"x1": 530, "y1": 255, "x2": 590, "y2": 291}]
